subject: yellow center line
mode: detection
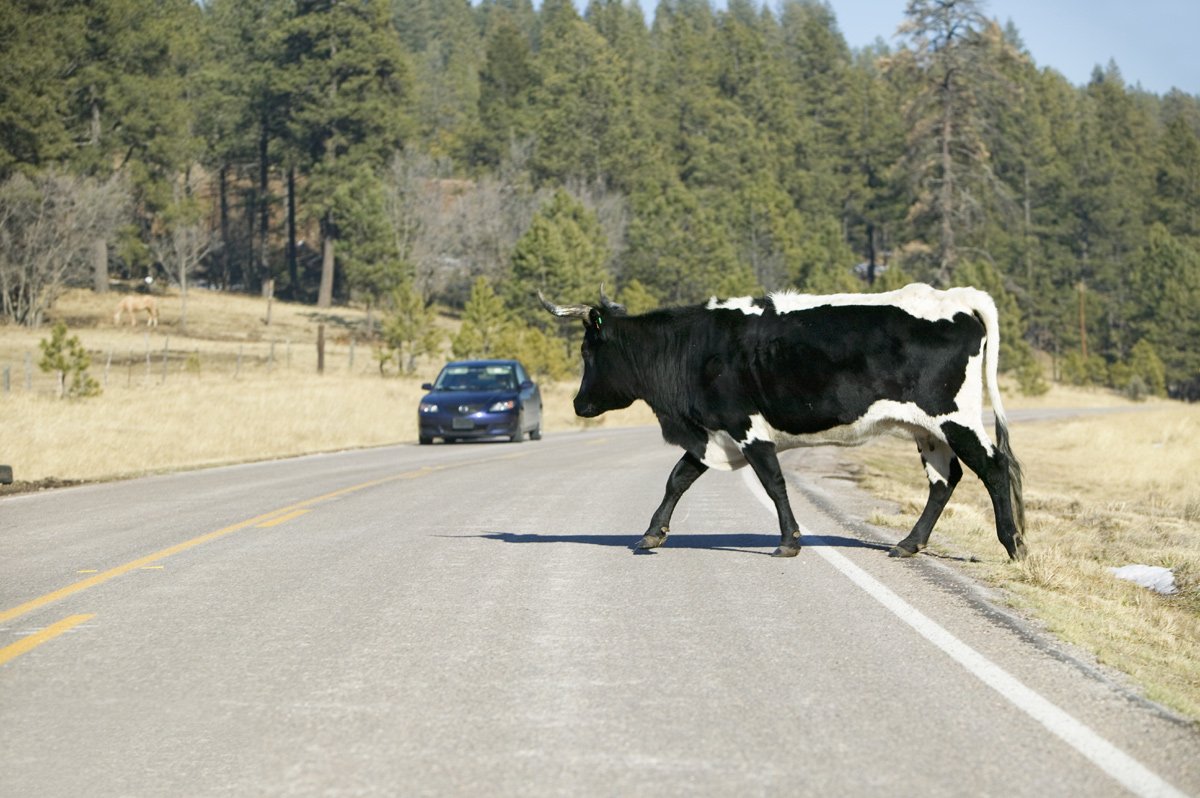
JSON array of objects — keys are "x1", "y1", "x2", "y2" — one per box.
[
  {"x1": 255, "y1": 508, "x2": 311, "y2": 528},
  {"x1": 1, "y1": 451, "x2": 530, "y2": 625},
  {"x1": 0, "y1": 614, "x2": 95, "y2": 667}
]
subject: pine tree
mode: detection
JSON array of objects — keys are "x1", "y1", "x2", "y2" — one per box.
[
  {"x1": 1129, "y1": 224, "x2": 1200, "y2": 389},
  {"x1": 277, "y1": 0, "x2": 413, "y2": 307},
  {"x1": 530, "y1": 18, "x2": 644, "y2": 190},
  {"x1": 406, "y1": 0, "x2": 483, "y2": 163},
  {"x1": 623, "y1": 178, "x2": 757, "y2": 303},
  {"x1": 453, "y1": 277, "x2": 512, "y2": 358},
  {"x1": 472, "y1": 10, "x2": 540, "y2": 170},
  {"x1": 0, "y1": 1, "x2": 79, "y2": 176},
  {"x1": 38, "y1": 321, "x2": 100, "y2": 399},
  {"x1": 1153, "y1": 115, "x2": 1200, "y2": 245},
  {"x1": 381, "y1": 280, "x2": 442, "y2": 374},
  {"x1": 507, "y1": 189, "x2": 611, "y2": 327},
  {"x1": 892, "y1": 1, "x2": 1018, "y2": 285}
]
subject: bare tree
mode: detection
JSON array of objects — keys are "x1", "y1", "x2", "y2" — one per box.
[
  {"x1": 381, "y1": 151, "x2": 548, "y2": 306},
  {"x1": 152, "y1": 170, "x2": 216, "y2": 333},
  {"x1": 0, "y1": 171, "x2": 129, "y2": 326}
]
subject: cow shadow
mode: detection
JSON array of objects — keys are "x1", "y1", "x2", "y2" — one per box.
[{"x1": 464, "y1": 531, "x2": 892, "y2": 557}]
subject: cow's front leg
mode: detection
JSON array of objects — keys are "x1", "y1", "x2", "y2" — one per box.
[
  {"x1": 639, "y1": 453, "x2": 707, "y2": 549},
  {"x1": 741, "y1": 441, "x2": 802, "y2": 557}
]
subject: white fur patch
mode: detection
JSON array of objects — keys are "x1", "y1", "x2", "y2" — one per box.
[
  {"x1": 703, "y1": 430, "x2": 750, "y2": 471},
  {"x1": 766, "y1": 283, "x2": 986, "y2": 323},
  {"x1": 918, "y1": 436, "x2": 956, "y2": 486},
  {"x1": 698, "y1": 390, "x2": 994, "y2": 472},
  {"x1": 706, "y1": 296, "x2": 765, "y2": 315}
]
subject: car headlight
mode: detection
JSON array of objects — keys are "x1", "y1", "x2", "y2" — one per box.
[
  {"x1": 419, "y1": 402, "x2": 438, "y2": 413},
  {"x1": 488, "y1": 399, "x2": 516, "y2": 412}
]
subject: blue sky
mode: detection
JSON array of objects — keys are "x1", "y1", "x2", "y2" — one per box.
[{"x1": 827, "y1": 0, "x2": 1198, "y2": 95}]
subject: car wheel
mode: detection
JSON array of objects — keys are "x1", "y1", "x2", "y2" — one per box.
[
  {"x1": 510, "y1": 427, "x2": 525, "y2": 443},
  {"x1": 530, "y1": 424, "x2": 542, "y2": 441},
  {"x1": 419, "y1": 435, "x2": 433, "y2": 445}
]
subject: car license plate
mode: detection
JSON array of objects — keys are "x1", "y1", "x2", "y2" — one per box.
[{"x1": 452, "y1": 418, "x2": 475, "y2": 430}]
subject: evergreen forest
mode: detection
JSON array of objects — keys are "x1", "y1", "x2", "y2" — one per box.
[{"x1": 2, "y1": 0, "x2": 1198, "y2": 397}]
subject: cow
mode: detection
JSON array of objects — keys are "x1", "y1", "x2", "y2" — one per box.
[
  {"x1": 540, "y1": 283, "x2": 1026, "y2": 560},
  {"x1": 114, "y1": 295, "x2": 159, "y2": 327}
]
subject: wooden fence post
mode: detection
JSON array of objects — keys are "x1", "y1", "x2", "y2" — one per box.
[{"x1": 317, "y1": 324, "x2": 326, "y2": 375}]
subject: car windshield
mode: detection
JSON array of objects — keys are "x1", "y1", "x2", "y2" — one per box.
[{"x1": 434, "y1": 365, "x2": 517, "y2": 392}]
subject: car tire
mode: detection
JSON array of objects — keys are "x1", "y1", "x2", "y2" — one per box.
[
  {"x1": 530, "y1": 424, "x2": 542, "y2": 441},
  {"x1": 419, "y1": 435, "x2": 433, "y2": 445},
  {"x1": 510, "y1": 427, "x2": 525, "y2": 443}
]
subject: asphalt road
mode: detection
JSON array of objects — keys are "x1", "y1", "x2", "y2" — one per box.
[{"x1": 2, "y1": 425, "x2": 1197, "y2": 797}]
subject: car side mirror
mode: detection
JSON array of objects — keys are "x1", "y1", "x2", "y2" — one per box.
[
  {"x1": 421, "y1": 383, "x2": 433, "y2": 391},
  {"x1": 520, "y1": 380, "x2": 534, "y2": 390}
]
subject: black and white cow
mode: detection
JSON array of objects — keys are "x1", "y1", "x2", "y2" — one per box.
[{"x1": 541, "y1": 283, "x2": 1026, "y2": 560}]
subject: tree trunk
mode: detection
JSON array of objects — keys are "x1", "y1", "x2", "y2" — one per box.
[
  {"x1": 287, "y1": 167, "x2": 298, "y2": 299},
  {"x1": 88, "y1": 86, "x2": 110, "y2": 296},
  {"x1": 938, "y1": 97, "x2": 956, "y2": 286},
  {"x1": 219, "y1": 163, "x2": 232, "y2": 290},
  {"x1": 318, "y1": 213, "x2": 335, "y2": 308},
  {"x1": 866, "y1": 222, "x2": 878, "y2": 285},
  {"x1": 92, "y1": 237, "x2": 108, "y2": 293},
  {"x1": 258, "y1": 116, "x2": 270, "y2": 295}
]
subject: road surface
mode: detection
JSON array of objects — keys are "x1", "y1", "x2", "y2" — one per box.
[{"x1": 2, "y1": 425, "x2": 1197, "y2": 796}]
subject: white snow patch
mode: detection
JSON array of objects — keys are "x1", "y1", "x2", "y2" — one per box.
[{"x1": 1109, "y1": 564, "x2": 1177, "y2": 595}]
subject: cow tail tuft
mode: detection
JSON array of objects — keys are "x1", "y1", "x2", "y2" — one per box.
[
  {"x1": 995, "y1": 415, "x2": 1026, "y2": 544},
  {"x1": 973, "y1": 290, "x2": 1026, "y2": 545}
]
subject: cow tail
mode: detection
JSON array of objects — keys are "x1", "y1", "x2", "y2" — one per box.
[{"x1": 972, "y1": 290, "x2": 1026, "y2": 545}]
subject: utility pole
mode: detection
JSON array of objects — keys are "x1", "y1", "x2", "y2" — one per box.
[{"x1": 1077, "y1": 281, "x2": 1088, "y2": 359}]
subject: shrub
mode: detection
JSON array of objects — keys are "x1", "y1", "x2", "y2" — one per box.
[
  {"x1": 1015, "y1": 356, "x2": 1049, "y2": 396},
  {"x1": 1060, "y1": 351, "x2": 1107, "y2": 387},
  {"x1": 38, "y1": 321, "x2": 100, "y2": 399}
]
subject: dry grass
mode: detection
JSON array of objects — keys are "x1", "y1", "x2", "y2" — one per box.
[
  {"x1": 848, "y1": 400, "x2": 1200, "y2": 721},
  {"x1": 0, "y1": 287, "x2": 655, "y2": 484}
]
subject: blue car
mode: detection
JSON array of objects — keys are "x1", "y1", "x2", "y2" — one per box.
[{"x1": 418, "y1": 360, "x2": 543, "y2": 444}]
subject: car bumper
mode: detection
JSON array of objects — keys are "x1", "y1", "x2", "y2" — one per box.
[{"x1": 420, "y1": 411, "x2": 520, "y2": 440}]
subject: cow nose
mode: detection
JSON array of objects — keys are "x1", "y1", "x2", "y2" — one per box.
[{"x1": 573, "y1": 398, "x2": 598, "y2": 418}]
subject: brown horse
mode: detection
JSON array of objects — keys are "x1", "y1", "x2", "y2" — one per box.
[{"x1": 114, "y1": 295, "x2": 159, "y2": 327}]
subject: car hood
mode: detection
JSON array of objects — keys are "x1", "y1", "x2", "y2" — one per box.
[{"x1": 421, "y1": 389, "x2": 515, "y2": 407}]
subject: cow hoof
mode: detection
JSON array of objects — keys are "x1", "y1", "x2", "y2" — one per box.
[
  {"x1": 636, "y1": 533, "x2": 667, "y2": 550},
  {"x1": 888, "y1": 544, "x2": 919, "y2": 558},
  {"x1": 772, "y1": 545, "x2": 801, "y2": 558}
]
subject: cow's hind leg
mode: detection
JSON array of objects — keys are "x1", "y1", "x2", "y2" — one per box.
[
  {"x1": 639, "y1": 453, "x2": 708, "y2": 549},
  {"x1": 890, "y1": 435, "x2": 962, "y2": 558},
  {"x1": 941, "y1": 421, "x2": 1025, "y2": 560},
  {"x1": 741, "y1": 441, "x2": 802, "y2": 557}
]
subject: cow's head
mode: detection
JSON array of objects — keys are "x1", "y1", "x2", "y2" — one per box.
[{"x1": 539, "y1": 288, "x2": 632, "y2": 418}]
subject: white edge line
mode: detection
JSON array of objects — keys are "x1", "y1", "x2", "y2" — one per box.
[{"x1": 740, "y1": 468, "x2": 1186, "y2": 798}]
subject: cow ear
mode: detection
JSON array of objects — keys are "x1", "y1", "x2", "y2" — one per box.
[{"x1": 588, "y1": 307, "x2": 604, "y2": 333}]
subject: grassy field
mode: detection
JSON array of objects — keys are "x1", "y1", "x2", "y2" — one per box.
[
  {"x1": 0, "y1": 287, "x2": 654, "y2": 485},
  {"x1": 846, "y1": 401, "x2": 1200, "y2": 722},
  {"x1": 3, "y1": 286, "x2": 1197, "y2": 723}
]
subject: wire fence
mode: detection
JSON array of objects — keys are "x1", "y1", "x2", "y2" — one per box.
[{"x1": 0, "y1": 323, "x2": 397, "y2": 398}]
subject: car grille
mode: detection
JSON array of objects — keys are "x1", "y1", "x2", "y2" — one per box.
[{"x1": 453, "y1": 403, "x2": 487, "y2": 415}]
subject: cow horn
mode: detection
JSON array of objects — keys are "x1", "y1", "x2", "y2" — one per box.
[
  {"x1": 538, "y1": 291, "x2": 591, "y2": 319},
  {"x1": 599, "y1": 283, "x2": 625, "y2": 313}
]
